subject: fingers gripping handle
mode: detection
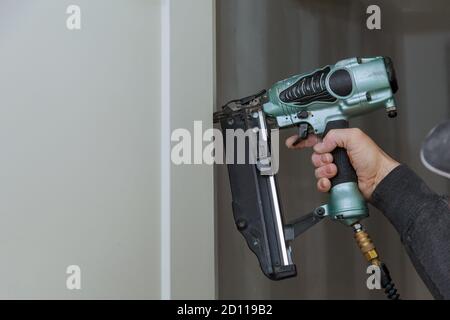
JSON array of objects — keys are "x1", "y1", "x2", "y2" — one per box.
[{"x1": 323, "y1": 120, "x2": 358, "y2": 188}]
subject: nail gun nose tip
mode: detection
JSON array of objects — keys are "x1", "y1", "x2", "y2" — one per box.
[{"x1": 236, "y1": 219, "x2": 247, "y2": 231}]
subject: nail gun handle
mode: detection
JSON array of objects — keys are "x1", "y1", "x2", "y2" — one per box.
[{"x1": 323, "y1": 120, "x2": 358, "y2": 188}]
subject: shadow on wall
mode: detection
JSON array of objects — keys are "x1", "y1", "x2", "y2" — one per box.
[{"x1": 216, "y1": 0, "x2": 450, "y2": 299}]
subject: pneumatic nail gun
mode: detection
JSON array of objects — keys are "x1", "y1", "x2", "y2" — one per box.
[{"x1": 213, "y1": 57, "x2": 400, "y2": 299}]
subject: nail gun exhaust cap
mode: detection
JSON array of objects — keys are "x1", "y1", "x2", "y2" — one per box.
[
  {"x1": 328, "y1": 69, "x2": 353, "y2": 97},
  {"x1": 383, "y1": 57, "x2": 399, "y2": 94}
]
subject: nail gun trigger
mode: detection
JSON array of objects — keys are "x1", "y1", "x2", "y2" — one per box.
[{"x1": 293, "y1": 123, "x2": 309, "y2": 146}]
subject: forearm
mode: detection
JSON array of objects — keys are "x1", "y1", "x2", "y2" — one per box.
[{"x1": 371, "y1": 165, "x2": 450, "y2": 299}]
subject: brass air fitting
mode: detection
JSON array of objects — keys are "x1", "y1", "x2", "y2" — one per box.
[{"x1": 352, "y1": 223, "x2": 380, "y2": 266}]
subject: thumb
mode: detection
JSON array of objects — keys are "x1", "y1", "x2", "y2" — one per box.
[{"x1": 313, "y1": 128, "x2": 357, "y2": 153}]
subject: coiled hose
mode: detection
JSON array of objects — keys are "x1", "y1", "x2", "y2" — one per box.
[{"x1": 353, "y1": 223, "x2": 400, "y2": 300}]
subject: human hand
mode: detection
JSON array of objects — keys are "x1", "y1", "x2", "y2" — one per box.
[{"x1": 285, "y1": 128, "x2": 400, "y2": 200}]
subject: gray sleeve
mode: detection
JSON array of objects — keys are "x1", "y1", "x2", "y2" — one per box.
[{"x1": 371, "y1": 164, "x2": 450, "y2": 299}]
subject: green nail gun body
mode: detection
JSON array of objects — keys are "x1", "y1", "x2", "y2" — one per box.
[
  {"x1": 214, "y1": 56, "x2": 400, "y2": 298},
  {"x1": 265, "y1": 56, "x2": 398, "y2": 225}
]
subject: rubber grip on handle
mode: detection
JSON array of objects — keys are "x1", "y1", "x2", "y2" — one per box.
[{"x1": 323, "y1": 120, "x2": 358, "y2": 188}]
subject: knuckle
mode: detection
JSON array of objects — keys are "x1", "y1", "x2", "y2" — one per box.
[
  {"x1": 326, "y1": 130, "x2": 336, "y2": 140},
  {"x1": 311, "y1": 153, "x2": 320, "y2": 166},
  {"x1": 321, "y1": 153, "x2": 332, "y2": 163},
  {"x1": 351, "y1": 128, "x2": 363, "y2": 137},
  {"x1": 329, "y1": 163, "x2": 337, "y2": 174},
  {"x1": 328, "y1": 153, "x2": 334, "y2": 162}
]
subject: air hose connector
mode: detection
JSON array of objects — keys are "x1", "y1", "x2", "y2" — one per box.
[
  {"x1": 352, "y1": 223, "x2": 400, "y2": 300},
  {"x1": 353, "y1": 223, "x2": 380, "y2": 265}
]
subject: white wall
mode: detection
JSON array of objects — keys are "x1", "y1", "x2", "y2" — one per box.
[
  {"x1": 168, "y1": 0, "x2": 216, "y2": 299},
  {"x1": 0, "y1": 0, "x2": 216, "y2": 299},
  {"x1": 0, "y1": 0, "x2": 162, "y2": 299}
]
